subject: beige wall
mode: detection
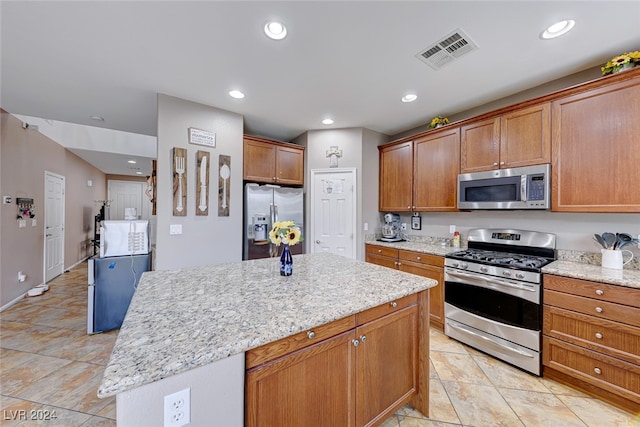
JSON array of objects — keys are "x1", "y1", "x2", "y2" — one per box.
[
  {"x1": 1, "y1": 111, "x2": 106, "y2": 307},
  {"x1": 155, "y1": 94, "x2": 244, "y2": 270}
]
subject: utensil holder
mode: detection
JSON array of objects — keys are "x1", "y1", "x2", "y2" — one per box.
[{"x1": 601, "y1": 249, "x2": 633, "y2": 270}]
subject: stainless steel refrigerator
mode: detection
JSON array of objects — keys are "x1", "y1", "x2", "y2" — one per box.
[
  {"x1": 87, "y1": 254, "x2": 150, "y2": 334},
  {"x1": 243, "y1": 183, "x2": 304, "y2": 260}
]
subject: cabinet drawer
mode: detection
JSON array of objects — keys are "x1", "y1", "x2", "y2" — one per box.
[
  {"x1": 543, "y1": 305, "x2": 640, "y2": 364},
  {"x1": 544, "y1": 275, "x2": 640, "y2": 309},
  {"x1": 245, "y1": 315, "x2": 356, "y2": 369},
  {"x1": 365, "y1": 244, "x2": 399, "y2": 259},
  {"x1": 543, "y1": 337, "x2": 640, "y2": 404},
  {"x1": 366, "y1": 253, "x2": 398, "y2": 269},
  {"x1": 544, "y1": 289, "x2": 640, "y2": 328},
  {"x1": 398, "y1": 250, "x2": 444, "y2": 267},
  {"x1": 357, "y1": 293, "x2": 418, "y2": 326}
]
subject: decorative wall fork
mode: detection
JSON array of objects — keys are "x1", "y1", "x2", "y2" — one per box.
[{"x1": 175, "y1": 156, "x2": 185, "y2": 212}]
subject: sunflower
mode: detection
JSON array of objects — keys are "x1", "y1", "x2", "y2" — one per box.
[
  {"x1": 601, "y1": 51, "x2": 640, "y2": 76},
  {"x1": 285, "y1": 227, "x2": 302, "y2": 246},
  {"x1": 611, "y1": 55, "x2": 631, "y2": 66}
]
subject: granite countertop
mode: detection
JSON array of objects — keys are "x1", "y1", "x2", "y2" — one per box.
[
  {"x1": 98, "y1": 252, "x2": 437, "y2": 398},
  {"x1": 365, "y1": 239, "x2": 462, "y2": 257},
  {"x1": 542, "y1": 260, "x2": 640, "y2": 289}
]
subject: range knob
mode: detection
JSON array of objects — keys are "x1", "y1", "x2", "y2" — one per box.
[
  {"x1": 480, "y1": 266, "x2": 488, "y2": 273},
  {"x1": 515, "y1": 273, "x2": 525, "y2": 279},
  {"x1": 460, "y1": 262, "x2": 469, "y2": 270},
  {"x1": 451, "y1": 261, "x2": 460, "y2": 268},
  {"x1": 502, "y1": 270, "x2": 512, "y2": 278}
]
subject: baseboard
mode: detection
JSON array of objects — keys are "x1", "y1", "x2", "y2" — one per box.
[
  {"x1": 0, "y1": 291, "x2": 28, "y2": 312},
  {"x1": 66, "y1": 255, "x2": 90, "y2": 271}
]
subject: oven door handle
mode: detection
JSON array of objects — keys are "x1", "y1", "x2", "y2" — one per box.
[
  {"x1": 447, "y1": 321, "x2": 536, "y2": 358},
  {"x1": 446, "y1": 270, "x2": 535, "y2": 292}
]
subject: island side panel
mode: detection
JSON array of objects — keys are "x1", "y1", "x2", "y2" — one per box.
[
  {"x1": 410, "y1": 289, "x2": 430, "y2": 417},
  {"x1": 116, "y1": 352, "x2": 245, "y2": 427}
]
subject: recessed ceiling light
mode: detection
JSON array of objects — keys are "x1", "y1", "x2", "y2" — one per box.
[
  {"x1": 401, "y1": 94, "x2": 418, "y2": 103},
  {"x1": 541, "y1": 19, "x2": 575, "y2": 39},
  {"x1": 322, "y1": 118, "x2": 334, "y2": 125},
  {"x1": 128, "y1": 160, "x2": 137, "y2": 164},
  {"x1": 264, "y1": 21, "x2": 287, "y2": 40},
  {"x1": 229, "y1": 90, "x2": 245, "y2": 99},
  {"x1": 90, "y1": 115, "x2": 104, "y2": 121}
]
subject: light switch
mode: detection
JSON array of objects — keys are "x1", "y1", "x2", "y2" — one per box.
[
  {"x1": 170, "y1": 224, "x2": 182, "y2": 235},
  {"x1": 18, "y1": 219, "x2": 26, "y2": 228},
  {"x1": 32, "y1": 219, "x2": 37, "y2": 227}
]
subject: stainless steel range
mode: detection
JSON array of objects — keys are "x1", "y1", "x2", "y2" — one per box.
[{"x1": 444, "y1": 228, "x2": 556, "y2": 375}]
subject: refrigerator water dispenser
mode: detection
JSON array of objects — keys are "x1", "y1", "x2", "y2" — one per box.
[{"x1": 253, "y1": 214, "x2": 268, "y2": 241}]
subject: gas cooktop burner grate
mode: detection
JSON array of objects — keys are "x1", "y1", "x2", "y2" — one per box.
[{"x1": 447, "y1": 249, "x2": 552, "y2": 270}]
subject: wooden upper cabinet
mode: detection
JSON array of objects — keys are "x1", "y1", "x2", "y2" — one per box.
[
  {"x1": 460, "y1": 104, "x2": 550, "y2": 173},
  {"x1": 379, "y1": 141, "x2": 413, "y2": 211},
  {"x1": 243, "y1": 136, "x2": 304, "y2": 186},
  {"x1": 413, "y1": 127, "x2": 460, "y2": 211},
  {"x1": 500, "y1": 102, "x2": 551, "y2": 168},
  {"x1": 460, "y1": 117, "x2": 500, "y2": 173},
  {"x1": 552, "y1": 78, "x2": 640, "y2": 212}
]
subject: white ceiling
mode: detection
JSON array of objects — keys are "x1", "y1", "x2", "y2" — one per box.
[{"x1": 2, "y1": 1, "x2": 640, "y2": 173}]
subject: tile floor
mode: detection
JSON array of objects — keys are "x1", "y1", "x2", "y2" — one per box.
[{"x1": 1, "y1": 262, "x2": 638, "y2": 426}]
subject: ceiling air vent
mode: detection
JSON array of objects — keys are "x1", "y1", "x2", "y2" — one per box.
[{"x1": 415, "y1": 28, "x2": 478, "y2": 70}]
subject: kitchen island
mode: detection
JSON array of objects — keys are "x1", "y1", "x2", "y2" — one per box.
[{"x1": 98, "y1": 252, "x2": 438, "y2": 426}]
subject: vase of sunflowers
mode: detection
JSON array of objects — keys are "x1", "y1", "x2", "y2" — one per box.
[
  {"x1": 269, "y1": 220, "x2": 303, "y2": 276},
  {"x1": 427, "y1": 115, "x2": 450, "y2": 129},
  {"x1": 601, "y1": 51, "x2": 640, "y2": 76}
]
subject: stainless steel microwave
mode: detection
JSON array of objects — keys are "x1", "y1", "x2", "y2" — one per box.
[{"x1": 458, "y1": 164, "x2": 550, "y2": 210}]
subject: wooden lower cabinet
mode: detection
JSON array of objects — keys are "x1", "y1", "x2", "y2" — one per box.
[
  {"x1": 245, "y1": 295, "x2": 425, "y2": 427},
  {"x1": 543, "y1": 275, "x2": 640, "y2": 413},
  {"x1": 365, "y1": 244, "x2": 445, "y2": 330}
]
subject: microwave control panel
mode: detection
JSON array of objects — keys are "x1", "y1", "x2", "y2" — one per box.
[{"x1": 527, "y1": 174, "x2": 546, "y2": 201}]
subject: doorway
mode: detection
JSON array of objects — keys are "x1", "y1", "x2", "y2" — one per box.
[
  {"x1": 44, "y1": 171, "x2": 65, "y2": 282},
  {"x1": 108, "y1": 180, "x2": 150, "y2": 220},
  {"x1": 310, "y1": 168, "x2": 357, "y2": 259}
]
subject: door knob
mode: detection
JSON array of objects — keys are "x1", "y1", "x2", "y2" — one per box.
[{"x1": 315, "y1": 240, "x2": 321, "y2": 244}]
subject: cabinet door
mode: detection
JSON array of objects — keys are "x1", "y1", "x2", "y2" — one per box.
[
  {"x1": 412, "y1": 127, "x2": 460, "y2": 211},
  {"x1": 500, "y1": 103, "x2": 550, "y2": 168},
  {"x1": 245, "y1": 330, "x2": 357, "y2": 427},
  {"x1": 398, "y1": 260, "x2": 444, "y2": 329},
  {"x1": 244, "y1": 139, "x2": 276, "y2": 183},
  {"x1": 356, "y1": 305, "x2": 418, "y2": 427},
  {"x1": 379, "y1": 141, "x2": 413, "y2": 211},
  {"x1": 460, "y1": 117, "x2": 501, "y2": 173},
  {"x1": 276, "y1": 145, "x2": 304, "y2": 185},
  {"x1": 552, "y1": 78, "x2": 640, "y2": 212}
]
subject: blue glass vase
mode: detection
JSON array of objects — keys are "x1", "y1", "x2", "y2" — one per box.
[{"x1": 280, "y1": 244, "x2": 293, "y2": 276}]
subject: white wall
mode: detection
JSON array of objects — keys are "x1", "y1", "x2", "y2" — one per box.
[
  {"x1": 155, "y1": 94, "x2": 243, "y2": 270},
  {"x1": 391, "y1": 210, "x2": 640, "y2": 254}
]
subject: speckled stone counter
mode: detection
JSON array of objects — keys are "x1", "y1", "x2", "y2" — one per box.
[
  {"x1": 542, "y1": 260, "x2": 640, "y2": 289},
  {"x1": 98, "y1": 252, "x2": 437, "y2": 398},
  {"x1": 365, "y1": 239, "x2": 462, "y2": 257}
]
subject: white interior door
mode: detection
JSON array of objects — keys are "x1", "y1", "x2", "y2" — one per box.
[
  {"x1": 310, "y1": 168, "x2": 356, "y2": 259},
  {"x1": 108, "y1": 180, "x2": 150, "y2": 220},
  {"x1": 44, "y1": 171, "x2": 65, "y2": 282}
]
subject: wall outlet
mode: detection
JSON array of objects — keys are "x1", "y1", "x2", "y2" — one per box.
[
  {"x1": 164, "y1": 388, "x2": 190, "y2": 427},
  {"x1": 449, "y1": 224, "x2": 456, "y2": 233},
  {"x1": 401, "y1": 223, "x2": 407, "y2": 231},
  {"x1": 169, "y1": 224, "x2": 182, "y2": 235},
  {"x1": 363, "y1": 222, "x2": 368, "y2": 231},
  {"x1": 18, "y1": 272, "x2": 26, "y2": 282},
  {"x1": 3, "y1": 196, "x2": 11, "y2": 204}
]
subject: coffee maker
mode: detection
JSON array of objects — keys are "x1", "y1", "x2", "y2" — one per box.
[{"x1": 380, "y1": 213, "x2": 403, "y2": 242}]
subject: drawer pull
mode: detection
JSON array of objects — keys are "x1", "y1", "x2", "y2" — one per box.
[
  {"x1": 378, "y1": 249, "x2": 382, "y2": 253},
  {"x1": 417, "y1": 256, "x2": 421, "y2": 260},
  {"x1": 595, "y1": 289, "x2": 604, "y2": 296},
  {"x1": 593, "y1": 367, "x2": 602, "y2": 375},
  {"x1": 307, "y1": 331, "x2": 315, "y2": 339},
  {"x1": 595, "y1": 332, "x2": 603, "y2": 339},
  {"x1": 390, "y1": 301, "x2": 398, "y2": 308},
  {"x1": 595, "y1": 307, "x2": 603, "y2": 313}
]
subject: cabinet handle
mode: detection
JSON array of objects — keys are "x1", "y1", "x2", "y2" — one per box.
[
  {"x1": 593, "y1": 367, "x2": 602, "y2": 375},
  {"x1": 378, "y1": 249, "x2": 382, "y2": 253},
  {"x1": 352, "y1": 339, "x2": 360, "y2": 347},
  {"x1": 595, "y1": 332, "x2": 603, "y2": 339},
  {"x1": 595, "y1": 289, "x2": 604, "y2": 296},
  {"x1": 407, "y1": 206, "x2": 411, "y2": 209},
  {"x1": 396, "y1": 262, "x2": 401, "y2": 267},
  {"x1": 493, "y1": 162, "x2": 498, "y2": 166},
  {"x1": 499, "y1": 161, "x2": 505, "y2": 165},
  {"x1": 307, "y1": 331, "x2": 315, "y2": 339},
  {"x1": 595, "y1": 307, "x2": 603, "y2": 313},
  {"x1": 390, "y1": 301, "x2": 398, "y2": 308},
  {"x1": 359, "y1": 335, "x2": 367, "y2": 343},
  {"x1": 417, "y1": 256, "x2": 421, "y2": 260}
]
